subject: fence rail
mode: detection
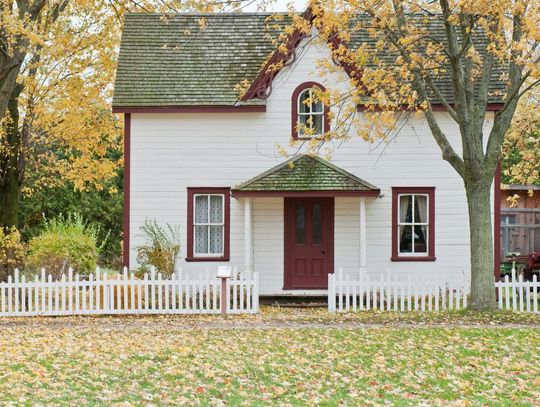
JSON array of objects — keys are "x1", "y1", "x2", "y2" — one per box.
[
  {"x1": 329, "y1": 268, "x2": 539, "y2": 313},
  {"x1": 496, "y1": 269, "x2": 539, "y2": 313},
  {"x1": 328, "y1": 269, "x2": 469, "y2": 313},
  {"x1": 0, "y1": 267, "x2": 259, "y2": 317}
]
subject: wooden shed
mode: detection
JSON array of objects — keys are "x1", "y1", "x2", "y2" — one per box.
[{"x1": 500, "y1": 185, "x2": 540, "y2": 261}]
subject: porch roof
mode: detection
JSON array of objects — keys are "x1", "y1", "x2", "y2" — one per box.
[{"x1": 231, "y1": 155, "x2": 380, "y2": 197}]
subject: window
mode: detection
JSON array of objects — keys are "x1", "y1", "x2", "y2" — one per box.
[
  {"x1": 391, "y1": 187, "x2": 435, "y2": 261},
  {"x1": 187, "y1": 187, "x2": 230, "y2": 261},
  {"x1": 291, "y1": 82, "x2": 330, "y2": 139}
]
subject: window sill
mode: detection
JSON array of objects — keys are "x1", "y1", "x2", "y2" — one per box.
[
  {"x1": 391, "y1": 255, "x2": 436, "y2": 262},
  {"x1": 185, "y1": 257, "x2": 230, "y2": 263},
  {"x1": 293, "y1": 135, "x2": 325, "y2": 141}
]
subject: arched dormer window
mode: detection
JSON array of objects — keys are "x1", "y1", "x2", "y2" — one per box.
[{"x1": 291, "y1": 82, "x2": 330, "y2": 140}]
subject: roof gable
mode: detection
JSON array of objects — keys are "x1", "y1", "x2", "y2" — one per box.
[
  {"x1": 231, "y1": 155, "x2": 379, "y2": 195},
  {"x1": 113, "y1": 13, "x2": 279, "y2": 108},
  {"x1": 113, "y1": 12, "x2": 506, "y2": 109}
]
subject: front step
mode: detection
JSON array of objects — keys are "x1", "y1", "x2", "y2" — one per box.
[{"x1": 260, "y1": 296, "x2": 327, "y2": 307}]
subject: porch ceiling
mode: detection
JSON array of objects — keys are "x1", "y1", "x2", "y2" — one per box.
[{"x1": 231, "y1": 155, "x2": 380, "y2": 197}]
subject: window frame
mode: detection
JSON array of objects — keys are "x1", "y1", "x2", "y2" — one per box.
[
  {"x1": 391, "y1": 187, "x2": 436, "y2": 261},
  {"x1": 186, "y1": 187, "x2": 230, "y2": 262},
  {"x1": 291, "y1": 82, "x2": 330, "y2": 140}
]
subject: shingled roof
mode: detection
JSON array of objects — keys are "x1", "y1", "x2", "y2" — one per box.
[
  {"x1": 113, "y1": 12, "x2": 506, "y2": 109},
  {"x1": 231, "y1": 155, "x2": 380, "y2": 196}
]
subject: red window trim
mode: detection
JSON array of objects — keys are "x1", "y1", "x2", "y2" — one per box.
[
  {"x1": 291, "y1": 82, "x2": 330, "y2": 140},
  {"x1": 391, "y1": 187, "x2": 436, "y2": 262},
  {"x1": 186, "y1": 187, "x2": 230, "y2": 262}
]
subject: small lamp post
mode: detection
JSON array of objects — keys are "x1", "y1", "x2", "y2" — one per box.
[{"x1": 217, "y1": 266, "x2": 232, "y2": 319}]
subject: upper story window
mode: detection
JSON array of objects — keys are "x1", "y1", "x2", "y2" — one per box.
[
  {"x1": 187, "y1": 187, "x2": 230, "y2": 262},
  {"x1": 291, "y1": 82, "x2": 330, "y2": 140},
  {"x1": 391, "y1": 187, "x2": 436, "y2": 261}
]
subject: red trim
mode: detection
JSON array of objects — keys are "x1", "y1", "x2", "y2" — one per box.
[
  {"x1": 494, "y1": 163, "x2": 501, "y2": 281},
  {"x1": 122, "y1": 113, "x2": 131, "y2": 268},
  {"x1": 186, "y1": 187, "x2": 230, "y2": 262},
  {"x1": 327, "y1": 34, "x2": 364, "y2": 84},
  {"x1": 357, "y1": 103, "x2": 504, "y2": 112},
  {"x1": 112, "y1": 105, "x2": 266, "y2": 114},
  {"x1": 232, "y1": 190, "x2": 380, "y2": 198},
  {"x1": 391, "y1": 187, "x2": 436, "y2": 262},
  {"x1": 241, "y1": 8, "x2": 367, "y2": 102},
  {"x1": 242, "y1": 9, "x2": 314, "y2": 101},
  {"x1": 291, "y1": 82, "x2": 331, "y2": 140}
]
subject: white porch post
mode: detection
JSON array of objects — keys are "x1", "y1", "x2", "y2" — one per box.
[
  {"x1": 244, "y1": 197, "x2": 254, "y2": 275},
  {"x1": 359, "y1": 197, "x2": 367, "y2": 273}
]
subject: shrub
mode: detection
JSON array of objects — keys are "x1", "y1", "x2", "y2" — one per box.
[
  {"x1": 0, "y1": 227, "x2": 26, "y2": 282},
  {"x1": 136, "y1": 220, "x2": 180, "y2": 277},
  {"x1": 27, "y1": 213, "x2": 106, "y2": 277}
]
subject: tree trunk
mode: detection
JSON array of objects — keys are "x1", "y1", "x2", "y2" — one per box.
[
  {"x1": 464, "y1": 177, "x2": 497, "y2": 310},
  {"x1": 0, "y1": 85, "x2": 22, "y2": 228}
]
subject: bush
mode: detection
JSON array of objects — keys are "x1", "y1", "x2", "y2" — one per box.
[
  {"x1": 136, "y1": 220, "x2": 180, "y2": 277},
  {"x1": 0, "y1": 227, "x2": 26, "y2": 282},
  {"x1": 27, "y1": 214, "x2": 106, "y2": 277}
]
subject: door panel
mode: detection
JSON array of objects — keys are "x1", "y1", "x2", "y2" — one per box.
[{"x1": 284, "y1": 198, "x2": 334, "y2": 289}]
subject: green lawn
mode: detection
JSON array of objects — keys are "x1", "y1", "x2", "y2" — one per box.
[{"x1": 0, "y1": 309, "x2": 538, "y2": 405}]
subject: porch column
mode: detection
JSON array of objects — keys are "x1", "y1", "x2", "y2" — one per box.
[
  {"x1": 244, "y1": 197, "x2": 254, "y2": 275},
  {"x1": 359, "y1": 197, "x2": 367, "y2": 273}
]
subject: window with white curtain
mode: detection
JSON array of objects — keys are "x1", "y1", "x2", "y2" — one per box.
[
  {"x1": 397, "y1": 193, "x2": 429, "y2": 255},
  {"x1": 297, "y1": 87, "x2": 324, "y2": 137},
  {"x1": 193, "y1": 194, "x2": 224, "y2": 256}
]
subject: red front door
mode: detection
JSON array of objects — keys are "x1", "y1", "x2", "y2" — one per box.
[{"x1": 284, "y1": 197, "x2": 334, "y2": 289}]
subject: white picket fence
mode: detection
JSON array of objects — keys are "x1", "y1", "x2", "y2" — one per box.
[
  {"x1": 496, "y1": 269, "x2": 539, "y2": 313},
  {"x1": 329, "y1": 268, "x2": 540, "y2": 313},
  {"x1": 0, "y1": 267, "x2": 259, "y2": 317},
  {"x1": 328, "y1": 268, "x2": 469, "y2": 313}
]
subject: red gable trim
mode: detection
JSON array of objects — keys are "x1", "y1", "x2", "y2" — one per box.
[
  {"x1": 242, "y1": 8, "x2": 366, "y2": 102},
  {"x1": 242, "y1": 8, "x2": 314, "y2": 101},
  {"x1": 112, "y1": 105, "x2": 266, "y2": 114}
]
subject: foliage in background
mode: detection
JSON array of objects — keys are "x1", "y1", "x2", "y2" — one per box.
[
  {"x1": 0, "y1": 227, "x2": 25, "y2": 282},
  {"x1": 27, "y1": 213, "x2": 107, "y2": 277},
  {"x1": 136, "y1": 220, "x2": 180, "y2": 277},
  {"x1": 19, "y1": 166, "x2": 123, "y2": 268},
  {"x1": 1, "y1": 0, "x2": 269, "y2": 267},
  {"x1": 502, "y1": 89, "x2": 540, "y2": 190}
]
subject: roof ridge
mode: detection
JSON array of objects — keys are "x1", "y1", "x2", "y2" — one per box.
[
  {"x1": 232, "y1": 155, "x2": 303, "y2": 191},
  {"x1": 232, "y1": 154, "x2": 379, "y2": 193}
]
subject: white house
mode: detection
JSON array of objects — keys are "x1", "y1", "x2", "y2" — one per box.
[{"x1": 112, "y1": 11, "x2": 502, "y2": 296}]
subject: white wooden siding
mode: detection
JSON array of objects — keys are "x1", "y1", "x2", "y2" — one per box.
[{"x1": 128, "y1": 36, "x2": 494, "y2": 295}]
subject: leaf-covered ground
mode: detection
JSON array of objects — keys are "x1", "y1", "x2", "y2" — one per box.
[{"x1": 0, "y1": 307, "x2": 538, "y2": 405}]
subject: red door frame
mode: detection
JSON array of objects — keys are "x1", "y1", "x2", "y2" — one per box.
[{"x1": 284, "y1": 197, "x2": 334, "y2": 289}]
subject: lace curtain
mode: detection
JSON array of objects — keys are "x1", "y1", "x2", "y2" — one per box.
[{"x1": 194, "y1": 195, "x2": 224, "y2": 254}]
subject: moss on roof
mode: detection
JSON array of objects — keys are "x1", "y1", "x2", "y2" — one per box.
[
  {"x1": 232, "y1": 155, "x2": 379, "y2": 192},
  {"x1": 113, "y1": 13, "x2": 506, "y2": 108}
]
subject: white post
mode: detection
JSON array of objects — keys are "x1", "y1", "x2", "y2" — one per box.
[
  {"x1": 244, "y1": 197, "x2": 254, "y2": 276},
  {"x1": 359, "y1": 197, "x2": 367, "y2": 274}
]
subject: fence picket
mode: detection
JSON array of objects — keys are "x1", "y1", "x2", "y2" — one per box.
[
  {"x1": 34, "y1": 274, "x2": 39, "y2": 315},
  {"x1": 13, "y1": 270, "x2": 19, "y2": 314}
]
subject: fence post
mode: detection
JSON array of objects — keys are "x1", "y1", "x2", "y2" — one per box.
[
  {"x1": 252, "y1": 272, "x2": 259, "y2": 313},
  {"x1": 328, "y1": 272, "x2": 335, "y2": 313}
]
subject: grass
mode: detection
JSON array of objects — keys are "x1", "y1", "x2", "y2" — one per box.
[{"x1": 0, "y1": 307, "x2": 538, "y2": 405}]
